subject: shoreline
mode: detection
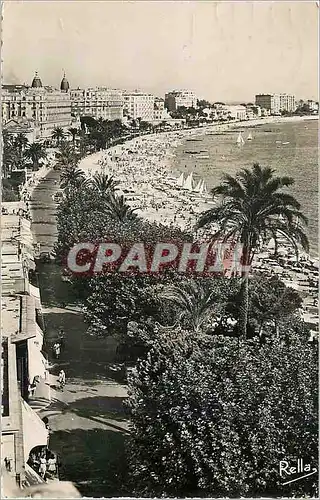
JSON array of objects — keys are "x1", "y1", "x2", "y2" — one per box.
[
  {"x1": 79, "y1": 114, "x2": 318, "y2": 231},
  {"x1": 77, "y1": 116, "x2": 318, "y2": 332}
]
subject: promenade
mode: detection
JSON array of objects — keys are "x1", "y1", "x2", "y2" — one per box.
[{"x1": 29, "y1": 171, "x2": 130, "y2": 497}]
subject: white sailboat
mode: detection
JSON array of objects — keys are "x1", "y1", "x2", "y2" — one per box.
[
  {"x1": 177, "y1": 173, "x2": 185, "y2": 187},
  {"x1": 183, "y1": 172, "x2": 194, "y2": 191},
  {"x1": 202, "y1": 181, "x2": 208, "y2": 195},
  {"x1": 199, "y1": 180, "x2": 204, "y2": 195},
  {"x1": 193, "y1": 179, "x2": 202, "y2": 193},
  {"x1": 236, "y1": 132, "x2": 245, "y2": 146},
  {"x1": 247, "y1": 132, "x2": 253, "y2": 141}
]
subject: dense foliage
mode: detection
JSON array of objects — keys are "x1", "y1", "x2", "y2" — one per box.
[
  {"x1": 127, "y1": 326, "x2": 318, "y2": 497},
  {"x1": 54, "y1": 141, "x2": 317, "y2": 499}
]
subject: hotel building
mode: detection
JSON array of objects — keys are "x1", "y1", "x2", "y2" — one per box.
[
  {"x1": 70, "y1": 87, "x2": 124, "y2": 121},
  {"x1": 255, "y1": 94, "x2": 280, "y2": 114},
  {"x1": 164, "y1": 90, "x2": 197, "y2": 111},
  {"x1": 2, "y1": 73, "x2": 73, "y2": 138},
  {"x1": 122, "y1": 91, "x2": 155, "y2": 121},
  {"x1": 255, "y1": 93, "x2": 296, "y2": 114}
]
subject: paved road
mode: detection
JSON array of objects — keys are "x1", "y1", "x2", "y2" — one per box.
[{"x1": 30, "y1": 170, "x2": 130, "y2": 497}]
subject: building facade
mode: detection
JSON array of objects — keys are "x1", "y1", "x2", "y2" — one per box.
[
  {"x1": 279, "y1": 94, "x2": 296, "y2": 112},
  {"x1": 70, "y1": 87, "x2": 124, "y2": 121},
  {"x1": 122, "y1": 91, "x2": 155, "y2": 121},
  {"x1": 255, "y1": 93, "x2": 296, "y2": 114},
  {"x1": 2, "y1": 73, "x2": 73, "y2": 138},
  {"x1": 164, "y1": 90, "x2": 197, "y2": 111},
  {"x1": 153, "y1": 98, "x2": 171, "y2": 121},
  {"x1": 307, "y1": 100, "x2": 319, "y2": 112},
  {"x1": 255, "y1": 94, "x2": 280, "y2": 114},
  {"x1": 1, "y1": 201, "x2": 50, "y2": 488}
]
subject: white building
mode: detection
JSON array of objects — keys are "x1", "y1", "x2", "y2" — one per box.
[
  {"x1": 225, "y1": 105, "x2": 247, "y2": 120},
  {"x1": 307, "y1": 100, "x2": 319, "y2": 112},
  {"x1": 70, "y1": 87, "x2": 124, "y2": 121},
  {"x1": 2, "y1": 73, "x2": 73, "y2": 138},
  {"x1": 279, "y1": 94, "x2": 296, "y2": 112},
  {"x1": 153, "y1": 98, "x2": 171, "y2": 121},
  {"x1": 164, "y1": 90, "x2": 197, "y2": 111},
  {"x1": 122, "y1": 91, "x2": 155, "y2": 121}
]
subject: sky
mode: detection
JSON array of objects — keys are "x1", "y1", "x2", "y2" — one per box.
[{"x1": 2, "y1": 1, "x2": 319, "y2": 101}]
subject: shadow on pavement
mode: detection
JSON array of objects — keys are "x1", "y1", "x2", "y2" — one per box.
[{"x1": 49, "y1": 428, "x2": 130, "y2": 498}]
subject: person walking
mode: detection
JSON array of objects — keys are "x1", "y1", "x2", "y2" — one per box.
[
  {"x1": 38, "y1": 451, "x2": 47, "y2": 480},
  {"x1": 47, "y1": 453, "x2": 57, "y2": 476},
  {"x1": 58, "y1": 370, "x2": 66, "y2": 391},
  {"x1": 53, "y1": 342, "x2": 61, "y2": 359},
  {"x1": 58, "y1": 328, "x2": 65, "y2": 349}
]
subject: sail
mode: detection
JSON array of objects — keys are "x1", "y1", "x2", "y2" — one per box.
[
  {"x1": 202, "y1": 181, "x2": 208, "y2": 194},
  {"x1": 237, "y1": 132, "x2": 245, "y2": 145},
  {"x1": 183, "y1": 172, "x2": 194, "y2": 191},
  {"x1": 177, "y1": 173, "x2": 185, "y2": 187},
  {"x1": 193, "y1": 180, "x2": 202, "y2": 193},
  {"x1": 199, "y1": 180, "x2": 204, "y2": 195},
  {"x1": 247, "y1": 132, "x2": 253, "y2": 140}
]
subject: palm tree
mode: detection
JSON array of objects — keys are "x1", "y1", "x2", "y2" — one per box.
[
  {"x1": 52, "y1": 127, "x2": 65, "y2": 146},
  {"x1": 55, "y1": 144, "x2": 79, "y2": 170},
  {"x1": 60, "y1": 166, "x2": 87, "y2": 190},
  {"x1": 14, "y1": 133, "x2": 29, "y2": 154},
  {"x1": 89, "y1": 172, "x2": 119, "y2": 195},
  {"x1": 159, "y1": 281, "x2": 217, "y2": 333},
  {"x1": 68, "y1": 127, "x2": 79, "y2": 145},
  {"x1": 24, "y1": 143, "x2": 47, "y2": 170},
  {"x1": 196, "y1": 163, "x2": 309, "y2": 339},
  {"x1": 105, "y1": 193, "x2": 138, "y2": 222}
]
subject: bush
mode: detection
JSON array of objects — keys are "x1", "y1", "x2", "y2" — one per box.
[{"x1": 127, "y1": 327, "x2": 318, "y2": 497}]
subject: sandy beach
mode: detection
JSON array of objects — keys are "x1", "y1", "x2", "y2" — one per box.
[
  {"x1": 79, "y1": 115, "x2": 317, "y2": 231},
  {"x1": 78, "y1": 115, "x2": 318, "y2": 335}
]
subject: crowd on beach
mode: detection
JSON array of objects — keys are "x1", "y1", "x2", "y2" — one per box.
[{"x1": 78, "y1": 120, "x2": 319, "y2": 339}]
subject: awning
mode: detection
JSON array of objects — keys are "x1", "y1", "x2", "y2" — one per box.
[
  {"x1": 24, "y1": 463, "x2": 45, "y2": 486},
  {"x1": 11, "y1": 295, "x2": 37, "y2": 343},
  {"x1": 21, "y1": 399, "x2": 48, "y2": 462}
]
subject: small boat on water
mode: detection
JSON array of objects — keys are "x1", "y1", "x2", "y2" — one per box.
[
  {"x1": 186, "y1": 138, "x2": 202, "y2": 142},
  {"x1": 282, "y1": 142, "x2": 290, "y2": 145},
  {"x1": 247, "y1": 132, "x2": 253, "y2": 141},
  {"x1": 197, "y1": 155, "x2": 210, "y2": 159},
  {"x1": 183, "y1": 172, "x2": 194, "y2": 191},
  {"x1": 176, "y1": 173, "x2": 185, "y2": 187},
  {"x1": 236, "y1": 132, "x2": 245, "y2": 146},
  {"x1": 185, "y1": 151, "x2": 199, "y2": 154}
]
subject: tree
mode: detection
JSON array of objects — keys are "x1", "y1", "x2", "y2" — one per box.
[
  {"x1": 89, "y1": 172, "x2": 119, "y2": 196},
  {"x1": 159, "y1": 280, "x2": 218, "y2": 333},
  {"x1": 23, "y1": 143, "x2": 47, "y2": 170},
  {"x1": 196, "y1": 164, "x2": 309, "y2": 339},
  {"x1": 3, "y1": 132, "x2": 22, "y2": 176},
  {"x1": 105, "y1": 193, "x2": 139, "y2": 222},
  {"x1": 60, "y1": 166, "x2": 87, "y2": 191},
  {"x1": 52, "y1": 126, "x2": 65, "y2": 146},
  {"x1": 68, "y1": 127, "x2": 79, "y2": 145},
  {"x1": 127, "y1": 326, "x2": 318, "y2": 498},
  {"x1": 14, "y1": 133, "x2": 29, "y2": 155},
  {"x1": 55, "y1": 143, "x2": 80, "y2": 170}
]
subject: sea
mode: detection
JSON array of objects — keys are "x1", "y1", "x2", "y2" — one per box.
[{"x1": 172, "y1": 119, "x2": 318, "y2": 256}]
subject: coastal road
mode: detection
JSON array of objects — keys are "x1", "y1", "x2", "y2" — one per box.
[{"x1": 30, "y1": 170, "x2": 130, "y2": 497}]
